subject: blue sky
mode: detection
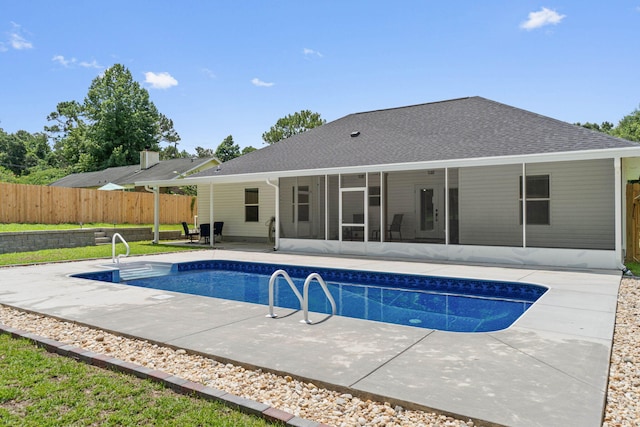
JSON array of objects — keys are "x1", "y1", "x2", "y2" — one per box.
[{"x1": 1, "y1": 1, "x2": 639, "y2": 153}]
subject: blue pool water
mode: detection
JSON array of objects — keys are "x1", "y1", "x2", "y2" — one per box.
[{"x1": 73, "y1": 260, "x2": 547, "y2": 333}]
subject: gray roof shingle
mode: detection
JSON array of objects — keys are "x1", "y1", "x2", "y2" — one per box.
[
  {"x1": 194, "y1": 97, "x2": 637, "y2": 178},
  {"x1": 51, "y1": 157, "x2": 217, "y2": 188}
]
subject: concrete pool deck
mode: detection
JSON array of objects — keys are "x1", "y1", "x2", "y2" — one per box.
[{"x1": 0, "y1": 248, "x2": 621, "y2": 426}]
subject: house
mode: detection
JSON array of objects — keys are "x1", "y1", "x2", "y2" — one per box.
[
  {"x1": 50, "y1": 150, "x2": 220, "y2": 192},
  {"x1": 137, "y1": 97, "x2": 640, "y2": 270}
]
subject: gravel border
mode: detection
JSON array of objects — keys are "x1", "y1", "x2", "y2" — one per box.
[
  {"x1": 0, "y1": 306, "x2": 476, "y2": 427},
  {"x1": 2, "y1": 277, "x2": 637, "y2": 426},
  {"x1": 602, "y1": 277, "x2": 640, "y2": 426}
]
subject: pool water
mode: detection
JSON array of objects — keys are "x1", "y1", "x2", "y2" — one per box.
[{"x1": 74, "y1": 260, "x2": 547, "y2": 333}]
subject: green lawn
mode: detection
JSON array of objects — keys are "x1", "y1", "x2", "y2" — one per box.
[
  {"x1": 625, "y1": 261, "x2": 640, "y2": 277},
  {"x1": 0, "y1": 334, "x2": 272, "y2": 426},
  {"x1": 0, "y1": 225, "x2": 275, "y2": 425},
  {"x1": 0, "y1": 223, "x2": 203, "y2": 266},
  {"x1": 0, "y1": 241, "x2": 203, "y2": 267}
]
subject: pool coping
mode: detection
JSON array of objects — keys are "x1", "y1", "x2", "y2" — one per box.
[{"x1": 0, "y1": 249, "x2": 621, "y2": 426}]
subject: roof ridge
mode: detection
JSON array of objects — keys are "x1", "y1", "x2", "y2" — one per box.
[{"x1": 351, "y1": 96, "x2": 475, "y2": 116}]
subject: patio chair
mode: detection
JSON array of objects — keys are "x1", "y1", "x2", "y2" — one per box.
[
  {"x1": 387, "y1": 214, "x2": 403, "y2": 241},
  {"x1": 181, "y1": 222, "x2": 200, "y2": 243},
  {"x1": 200, "y1": 223, "x2": 210, "y2": 243},
  {"x1": 213, "y1": 221, "x2": 224, "y2": 242}
]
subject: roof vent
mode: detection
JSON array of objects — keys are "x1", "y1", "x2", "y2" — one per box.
[{"x1": 350, "y1": 131, "x2": 360, "y2": 137}]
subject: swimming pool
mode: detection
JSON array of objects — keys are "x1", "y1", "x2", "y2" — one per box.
[{"x1": 73, "y1": 260, "x2": 547, "y2": 333}]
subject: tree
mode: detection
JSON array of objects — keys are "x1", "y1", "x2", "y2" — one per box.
[
  {"x1": 0, "y1": 165, "x2": 17, "y2": 182},
  {"x1": 261, "y1": 110, "x2": 325, "y2": 144},
  {"x1": 612, "y1": 107, "x2": 640, "y2": 142},
  {"x1": 575, "y1": 121, "x2": 614, "y2": 134},
  {"x1": 0, "y1": 128, "x2": 27, "y2": 175},
  {"x1": 45, "y1": 64, "x2": 179, "y2": 172},
  {"x1": 157, "y1": 113, "x2": 181, "y2": 157},
  {"x1": 194, "y1": 146, "x2": 215, "y2": 158},
  {"x1": 84, "y1": 64, "x2": 161, "y2": 169},
  {"x1": 241, "y1": 146, "x2": 257, "y2": 155},
  {"x1": 0, "y1": 127, "x2": 64, "y2": 183},
  {"x1": 160, "y1": 145, "x2": 190, "y2": 160},
  {"x1": 45, "y1": 100, "x2": 88, "y2": 170},
  {"x1": 214, "y1": 135, "x2": 240, "y2": 162}
]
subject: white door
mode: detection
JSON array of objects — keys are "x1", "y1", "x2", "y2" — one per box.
[
  {"x1": 415, "y1": 186, "x2": 444, "y2": 240},
  {"x1": 340, "y1": 189, "x2": 366, "y2": 242}
]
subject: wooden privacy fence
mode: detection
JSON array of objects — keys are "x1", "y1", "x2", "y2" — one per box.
[
  {"x1": 0, "y1": 182, "x2": 197, "y2": 224},
  {"x1": 627, "y1": 182, "x2": 640, "y2": 262}
]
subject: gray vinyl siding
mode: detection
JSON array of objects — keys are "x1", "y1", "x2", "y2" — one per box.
[
  {"x1": 459, "y1": 164, "x2": 523, "y2": 246},
  {"x1": 197, "y1": 182, "x2": 275, "y2": 239},
  {"x1": 458, "y1": 160, "x2": 614, "y2": 249},
  {"x1": 525, "y1": 159, "x2": 614, "y2": 250}
]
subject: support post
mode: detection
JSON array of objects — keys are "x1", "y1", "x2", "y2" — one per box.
[
  {"x1": 615, "y1": 157, "x2": 623, "y2": 266},
  {"x1": 209, "y1": 184, "x2": 214, "y2": 247},
  {"x1": 153, "y1": 186, "x2": 160, "y2": 244}
]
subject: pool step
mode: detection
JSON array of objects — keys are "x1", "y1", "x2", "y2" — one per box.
[{"x1": 118, "y1": 263, "x2": 172, "y2": 281}]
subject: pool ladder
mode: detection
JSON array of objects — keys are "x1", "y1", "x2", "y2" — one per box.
[
  {"x1": 266, "y1": 269, "x2": 337, "y2": 324},
  {"x1": 112, "y1": 233, "x2": 130, "y2": 265}
]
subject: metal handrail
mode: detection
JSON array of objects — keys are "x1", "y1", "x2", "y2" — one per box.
[
  {"x1": 302, "y1": 273, "x2": 337, "y2": 324},
  {"x1": 266, "y1": 270, "x2": 337, "y2": 324},
  {"x1": 112, "y1": 233, "x2": 130, "y2": 265},
  {"x1": 266, "y1": 269, "x2": 304, "y2": 318}
]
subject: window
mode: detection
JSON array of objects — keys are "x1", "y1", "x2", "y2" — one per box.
[
  {"x1": 519, "y1": 175, "x2": 550, "y2": 225},
  {"x1": 245, "y1": 188, "x2": 259, "y2": 222},
  {"x1": 291, "y1": 185, "x2": 310, "y2": 222},
  {"x1": 297, "y1": 185, "x2": 310, "y2": 222},
  {"x1": 369, "y1": 186, "x2": 380, "y2": 206}
]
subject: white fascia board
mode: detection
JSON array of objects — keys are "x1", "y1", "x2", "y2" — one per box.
[
  {"x1": 181, "y1": 158, "x2": 221, "y2": 176},
  {"x1": 136, "y1": 146, "x2": 640, "y2": 187}
]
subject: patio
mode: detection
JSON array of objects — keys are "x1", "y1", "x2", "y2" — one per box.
[{"x1": 0, "y1": 247, "x2": 621, "y2": 426}]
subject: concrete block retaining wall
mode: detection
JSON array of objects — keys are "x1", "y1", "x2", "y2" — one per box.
[
  {"x1": 99, "y1": 228, "x2": 182, "y2": 242},
  {"x1": 0, "y1": 228, "x2": 182, "y2": 254},
  {"x1": 0, "y1": 229, "x2": 96, "y2": 254}
]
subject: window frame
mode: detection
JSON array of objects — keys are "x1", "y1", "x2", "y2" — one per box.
[
  {"x1": 296, "y1": 185, "x2": 310, "y2": 222},
  {"x1": 519, "y1": 174, "x2": 550, "y2": 225},
  {"x1": 244, "y1": 188, "x2": 259, "y2": 222}
]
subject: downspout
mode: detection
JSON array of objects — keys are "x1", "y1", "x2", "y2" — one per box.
[
  {"x1": 266, "y1": 178, "x2": 280, "y2": 250},
  {"x1": 144, "y1": 185, "x2": 160, "y2": 244},
  {"x1": 522, "y1": 163, "x2": 527, "y2": 248}
]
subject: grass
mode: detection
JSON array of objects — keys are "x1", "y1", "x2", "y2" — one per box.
[
  {"x1": 0, "y1": 334, "x2": 273, "y2": 426},
  {"x1": 0, "y1": 242, "x2": 203, "y2": 267},
  {"x1": 625, "y1": 261, "x2": 640, "y2": 276},
  {"x1": 0, "y1": 222, "x2": 204, "y2": 266},
  {"x1": 0, "y1": 225, "x2": 273, "y2": 425},
  {"x1": 0, "y1": 223, "x2": 183, "y2": 232}
]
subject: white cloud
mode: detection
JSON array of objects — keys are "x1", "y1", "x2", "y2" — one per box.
[
  {"x1": 52, "y1": 55, "x2": 75, "y2": 67},
  {"x1": 10, "y1": 32, "x2": 32, "y2": 49},
  {"x1": 144, "y1": 71, "x2": 178, "y2": 89},
  {"x1": 303, "y1": 48, "x2": 323, "y2": 57},
  {"x1": 251, "y1": 77, "x2": 274, "y2": 87},
  {"x1": 79, "y1": 59, "x2": 102, "y2": 69},
  {"x1": 202, "y1": 68, "x2": 216, "y2": 79},
  {"x1": 520, "y1": 7, "x2": 566, "y2": 30},
  {"x1": 2, "y1": 22, "x2": 33, "y2": 51}
]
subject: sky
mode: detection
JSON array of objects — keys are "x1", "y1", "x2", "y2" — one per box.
[{"x1": 1, "y1": 1, "x2": 639, "y2": 153}]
